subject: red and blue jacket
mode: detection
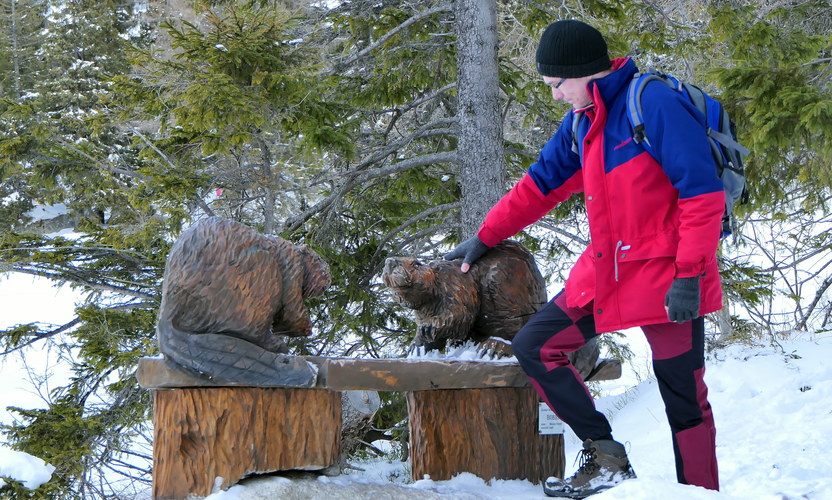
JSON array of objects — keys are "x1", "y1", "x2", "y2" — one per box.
[{"x1": 478, "y1": 57, "x2": 724, "y2": 332}]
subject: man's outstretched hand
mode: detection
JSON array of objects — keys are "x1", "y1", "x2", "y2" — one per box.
[{"x1": 443, "y1": 236, "x2": 490, "y2": 273}]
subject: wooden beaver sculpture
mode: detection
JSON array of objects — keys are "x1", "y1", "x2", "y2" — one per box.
[
  {"x1": 382, "y1": 240, "x2": 599, "y2": 379},
  {"x1": 156, "y1": 217, "x2": 330, "y2": 386},
  {"x1": 383, "y1": 241, "x2": 546, "y2": 350}
]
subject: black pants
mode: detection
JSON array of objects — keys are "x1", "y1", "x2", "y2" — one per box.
[{"x1": 512, "y1": 291, "x2": 719, "y2": 490}]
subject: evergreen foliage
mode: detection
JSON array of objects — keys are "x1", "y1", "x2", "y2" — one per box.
[
  {"x1": 0, "y1": 0, "x2": 43, "y2": 100},
  {"x1": 707, "y1": 2, "x2": 832, "y2": 202}
]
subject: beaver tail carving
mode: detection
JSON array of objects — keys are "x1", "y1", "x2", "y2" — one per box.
[{"x1": 156, "y1": 318, "x2": 318, "y2": 387}]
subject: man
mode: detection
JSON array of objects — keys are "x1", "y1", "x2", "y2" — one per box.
[{"x1": 445, "y1": 19, "x2": 722, "y2": 498}]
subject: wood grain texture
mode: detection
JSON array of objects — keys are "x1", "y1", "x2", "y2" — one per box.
[
  {"x1": 156, "y1": 217, "x2": 330, "y2": 386},
  {"x1": 407, "y1": 387, "x2": 564, "y2": 484},
  {"x1": 382, "y1": 241, "x2": 547, "y2": 345},
  {"x1": 136, "y1": 356, "x2": 622, "y2": 390},
  {"x1": 152, "y1": 387, "x2": 340, "y2": 499},
  {"x1": 316, "y1": 357, "x2": 533, "y2": 391}
]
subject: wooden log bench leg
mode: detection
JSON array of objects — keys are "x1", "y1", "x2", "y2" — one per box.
[
  {"x1": 152, "y1": 387, "x2": 341, "y2": 499},
  {"x1": 407, "y1": 387, "x2": 564, "y2": 483}
]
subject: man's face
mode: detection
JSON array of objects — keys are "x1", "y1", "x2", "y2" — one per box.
[{"x1": 543, "y1": 75, "x2": 594, "y2": 109}]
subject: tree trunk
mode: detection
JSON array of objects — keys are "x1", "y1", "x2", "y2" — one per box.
[
  {"x1": 10, "y1": 0, "x2": 21, "y2": 96},
  {"x1": 258, "y1": 137, "x2": 276, "y2": 234},
  {"x1": 715, "y1": 252, "x2": 735, "y2": 343},
  {"x1": 715, "y1": 304, "x2": 734, "y2": 343},
  {"x1": 340, "y1": 390, "x2": 382, "y2": 462},
  {"x1": 454, "y1": 0, "x2": 506, "y2": 238}
]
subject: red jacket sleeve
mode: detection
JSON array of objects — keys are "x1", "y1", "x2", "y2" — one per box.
[
  {"x1": 477, "y1": 172, "x2": 583, "y2": 246},
  {"x1": 675, "y1": 190, "x2": 725, "y2": 277}
]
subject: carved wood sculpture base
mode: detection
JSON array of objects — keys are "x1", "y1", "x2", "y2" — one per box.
[
  {"x1": 152, "y1": 387, "x2": 341, "y2": 499},
  {"x1": 407, "y1": 387, "x2": 564, "y2": 484}
]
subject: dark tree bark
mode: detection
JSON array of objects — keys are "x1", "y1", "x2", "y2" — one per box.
[{"x1": 454, "y1": 0, "x2": 506, "y2": 238}]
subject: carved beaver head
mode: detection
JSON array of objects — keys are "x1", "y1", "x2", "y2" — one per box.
[
  {"x1": 298, "y1": 244, "x2": 331, "y2": 298},
  {"x1": 382, "y1": 257, "x2": 440, "y2": 309}
]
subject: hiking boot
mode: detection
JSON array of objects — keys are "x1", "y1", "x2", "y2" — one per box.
[{"x1": 543, "y1": 439, "x2": 636, "y2": 498}]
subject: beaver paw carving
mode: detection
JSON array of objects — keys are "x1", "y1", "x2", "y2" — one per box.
[{"x1": 418, "y1": 325, "x2": 439, "y2": 342}]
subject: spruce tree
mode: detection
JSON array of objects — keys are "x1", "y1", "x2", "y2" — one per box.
[
  {"x1": 0, "y1": 0, "x2": 42, "y2": 99},
  {"x1": 0, "y1": 0, "x2": 164, "y2": 497}
]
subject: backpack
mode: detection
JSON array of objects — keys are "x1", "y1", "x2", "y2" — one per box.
[{"x1": 571, "y1": 68, "x2": 750, "y2": 238}]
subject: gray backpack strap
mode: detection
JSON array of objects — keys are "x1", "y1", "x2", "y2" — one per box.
[
  {"x1": 627, "y1": 73, "x2": 645, "y2": 144},
  {"x1": 708, "y1": 126, "x2": 751, "y2": 158},
  {"x1": 680, "y1": 82, "x2": 751, "y2": 158},
  {"x1": 628, "y1": 71, "x2": 674, "y2": 147},
  {"x1": 681, "y1": 82, "x2": 708, "y2": 120}
]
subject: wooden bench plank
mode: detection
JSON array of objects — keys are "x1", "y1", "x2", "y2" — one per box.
[
  {"x1": 136, "y1": 356, "x2": 622, "y2": 390},
  {"x1": 314, "y1": 357, "x2": 530, "y2": 391}
]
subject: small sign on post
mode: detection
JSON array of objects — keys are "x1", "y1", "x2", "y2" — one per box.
[{"x1": 538, "y1": 402, "x2": 564, "y2": 435}]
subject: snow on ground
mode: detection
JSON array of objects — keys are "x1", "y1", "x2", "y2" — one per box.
[
  {"x1": 0, "y1": 273, "x2": 79, "y2": 491},
  {"x1": 202, "y1": 332, "x2": 832, "y2": 500},
  {"x1": 1, "y1": 274, "x2": 831, "y2": 499}
]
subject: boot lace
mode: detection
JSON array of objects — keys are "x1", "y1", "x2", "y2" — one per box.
[{"x1": 570, "y1": 446, "x2": 599, "y2": 479}]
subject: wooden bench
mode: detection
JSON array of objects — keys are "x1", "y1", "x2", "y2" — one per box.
[{"x1": 137, "y1": 356, "x2": 621, "y2": 499}]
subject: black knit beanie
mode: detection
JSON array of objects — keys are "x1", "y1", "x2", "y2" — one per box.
[{"x1": 536, "y1": 20, "x2": 611, "y2": 78}]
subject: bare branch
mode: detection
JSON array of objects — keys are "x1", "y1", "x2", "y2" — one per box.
[
  {"x1": 7, "y1": 266, "x2": 156, "y2": 301},
  {"x1": 53, "y1": 137, "x2": 142, "y2": 179},
  {"x1": 3, "y1": 243, "x2": 150, "y2": 268},
  {"x1": 517, "y1": 0, "x2": 558, "y2": 18},
  {"x1": 505, "y1": 145, "x2": 538, "y2": 161},
  {"x1": 755, "y1": 245, "x2": 832, "y2": 273},
  {"x1": 802, "y1": 57, "x2": 832, "y2": 67},
  {"x1": 386, "y1": 224, "x2": 448, "y2": 260},
  {"x1": 321, "y1": 119, "x2": 459, "y2": 181},
  {"x1": 283, "y1": 177, "x2": 356, "y2": 232},
  {"x1": 101, "y1": 302, "x2": 156, "y2": 311},
  {"x1": 53, "y1": 128, "x2": 216, "y2": 220},
  {"x1": 355, "y1": 151, "x2": 458, "y2": 183},
  {"x1": 327, "y1": 6, "x2": 453, "y2": 75},
  {"x1": 796, "y1": 274, "x2": 832, "y2": 331},
  {"x1": 283, "y1": 151, "x2": 458, "y2": 232},
  {"x1": 534, "y1": 220, "x2": 591, "y2": 246},
  {"x1": 370, "y1": 201, "x2": 461, "y2": 264},
  {"x1": 1, "y1": 318, "x2": 82, "y2": 354},
  {"x1": 398, "y1": 82, "x2": 457, "y2": 116}
]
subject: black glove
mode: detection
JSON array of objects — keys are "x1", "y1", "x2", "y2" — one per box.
[
  {"x1": 665, "y1": 276, "x2": 701, "y2": 323},
  {"x1": 443, "y1": 235, "x2": 490, "y2": 272}
]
